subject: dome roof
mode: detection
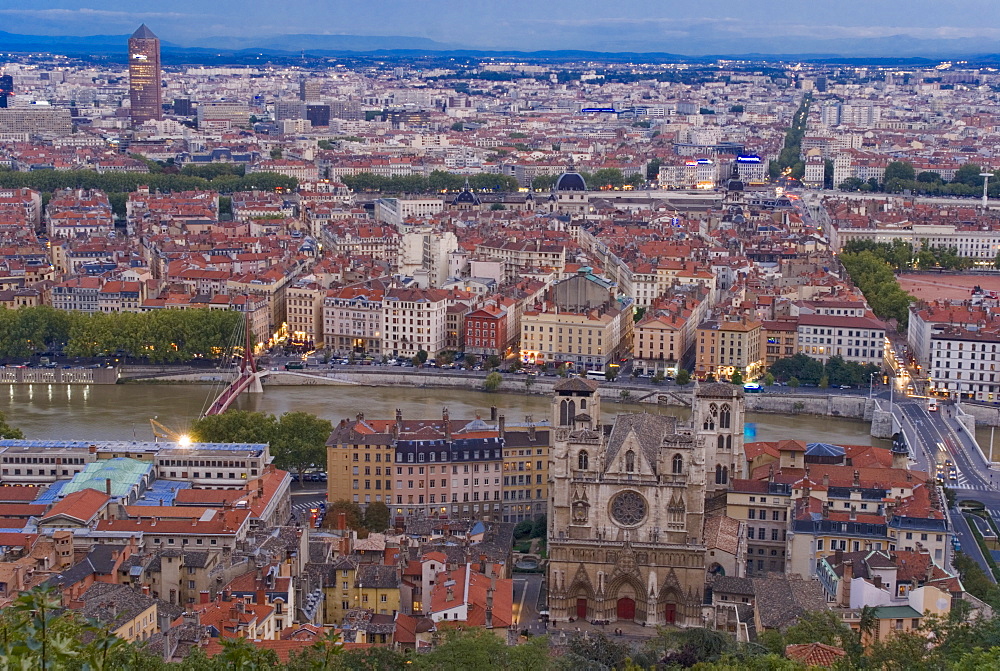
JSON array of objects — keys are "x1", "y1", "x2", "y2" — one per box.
[
  {"x1": 452, "y1": 189, "x2": 480, "y2": 205},
  {"x1": 555, "y1": 171, "x2": 587, "y2": 192}
]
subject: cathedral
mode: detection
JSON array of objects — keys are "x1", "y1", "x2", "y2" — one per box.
[{"x1": 546, "y1": 377, "x2": 745, "y2": 626}]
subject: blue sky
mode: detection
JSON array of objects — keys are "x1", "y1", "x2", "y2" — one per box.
[{"x1": 2, "y1": 1, "x2": 1000, "y2": 53}]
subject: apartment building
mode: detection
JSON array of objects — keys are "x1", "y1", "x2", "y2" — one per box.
[
  {"x1": 695, "y1": 318, "x2": 763, "y2": 381},
  {"x1": 323, "y1": 285, "x2": 385, "y2": 357},
  {"x1": 381, "y1": 287, "x2": 450, "y2": 359},
  {"x1": 796, "y1": 314, "x2": 887, "y2": 369},
  {"x1": 929, "y1": 326, "x2": 1000, "y2": 401},
  {"x1": 761, "y1": 320, "x2": 798, "y2": 367},
  {"x1": 286, "y1": 281, "x2": 325, "y2": 349},
  {"x1": 633, "y1": 312, "x2": 687, "y2": 376}
]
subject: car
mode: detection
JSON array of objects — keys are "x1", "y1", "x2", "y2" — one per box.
[{"x1": 839, "y1": 385, "x2": 853, "y2": 389}]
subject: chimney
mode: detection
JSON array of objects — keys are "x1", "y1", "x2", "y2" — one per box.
[
  {"x1": 498, "y1": 415, "x2": 505, "y2": 438},
  {"x1": 479, "y1": 553, "x2": 487, "y2": 574},
  {"x1": 336, "y1": 512, "x2": 347, "y2": 531},
  {"x1": 834, "y1": 548, "x2": 843, "y2": 564},
  {"x1": 853, "y1": 469, "x2": 860, "y2": 487},
  {"x1": 200, "y1": 591, "x2": 210, "y2": 604},
  {"x1": 842, "y1": 560, "x2": 853, "y2": 606},
  {"x1": 443, "y1": 407, "x2": 450, "y2": 439},
  {"x1": 105, "y1": 478, "x2": 112, "y2": 496},
  {"x1": 490, "y1": 406, "x2": 497, "y2": 421},
  {"x1": 767, "y1": 464, "x2": 774, "y2": 483},
  {"x1": 356, "y1": 412, "x2": 364, "y2": 422},
  {"x1": 822, "y1": 473, "x2": 830, "y2": 487},
  {"x1": 256, "y1": 588, "x2": 266, "y2": 605},
  {"x1": 395, "y1": 409, "x2": 402, "y2": 438},
  {"x1": 223, "y1": 589, "x2": 231, "y2": 602},
  {"x1": 446, "y1": 587, "x2": 454, "y2": 602},
  {"x1": 925, "y1": 560, "x2": 934, "y2": 584},
  {"x1": 850, "y1": 505, "x2": 857, "y2": 521},
  {"x1": 821, "y1": 501, "x2": 830, "y2": 518},
  {"x1": 528, "y1": 419, "x2": 536, "y2": 442},
  {"x1": 89, "y1": 444, "x2": 98, "y2": 454}
]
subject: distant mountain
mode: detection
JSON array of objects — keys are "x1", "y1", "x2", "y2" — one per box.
[
  {"x1": 193, "y1": 33, "x2": 456, "y2": 52},
  {"x1": 0, "y1": 29, "x2": 998, "y2": 62}
]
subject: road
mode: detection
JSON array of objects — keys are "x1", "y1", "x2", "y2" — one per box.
[
  {"x1": 512, "y1": 573, "x2": 545, "y2": 633},
  {"x1": 894, "y1": 398, "x2": 999, "y2": 580},
  {"x1": 290, "y1": 487, "x2": 327, "y2": 527}
]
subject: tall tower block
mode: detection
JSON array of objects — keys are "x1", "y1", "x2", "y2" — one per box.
[{"x1": 128, "y1": 24, "x2": 162, "y2": 125}]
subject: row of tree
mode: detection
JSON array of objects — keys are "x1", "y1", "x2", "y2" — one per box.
[
  {"x1": 838, "y1": 250, "x2": 915, "y2": 327},
  {"x1": 323, "y1": 499, "x2": 391, "y2": 533},
  {"x1": 529, "y1": 168, "x2": 646, "y2": 191},
  {"x1": 769, "y1": 93, "x2": 812, "y2": 181},
  {"x1": 0, "y1": 306, "x2": 244, "y2": 363},
  {"x1": 840, "y1": 161, "x2": 1000, "y2": 197},
  {"x1": 769, "y1": 353, "x2": 881, "y2": 388},
  {"x1": 841, "y1": 239, "x2": 974, "y2": 271},
  {"x1": 0, "y1": 168, "x2": 298, "y2": 197},
  {"x1": 190, "y1": 409, "x2": 332, "y2": 482},
  {"x1": 340, "y1": 170, "x2": 519, "y2": 194}
]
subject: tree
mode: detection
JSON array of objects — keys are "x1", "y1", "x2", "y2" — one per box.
[
  {"x1": 604, "y1": 366, "x2": 619, "y2": 382},
  {"x1": 730, "y1": 370, "x2": 744, "y2": 385},
  {"x1": 884, "y1": 160, "x2": 916, "y2": 183},
  {"x1": 483, "y1": 371, "x2": 502, "y2": 392},
  {"x1": 839, "y1": 177, "x2": 866, "y2": 191},
  {"x1": 436, "y1": 350, "x2": 455, "y2": 366},
  {"x1": 784, "y1": 609, "x2": 857, "y2": 650},
  {"x1": 416, "y1": 349, "x2": 429, "y2": 365},
  {"x1": 450, "y1": 122, "x2": 464, "y2": 131},
  {"x1": 531, "y1": 513, "x2": 547, "y2": 538},
  {"x1": 676, "y1": 369, "x2": 690, "y2": 385},
  {"x1": 917, "y1": 171, "x2": 942, "y2": 184},
  {"x1": 509, "y1": 358, "x2": 523, "y2": 372},
  {"x1": 819, "y1": 374, "x2": 830, "y2": 389},
  {"x1": 269, "y1": 147, "x2": 283, "y2": 159},
  {"x1": 764, "y1": 372, "x2": 775, "y2": 387},
  {"x1": 325, "y1": 500, "x2": 363, "y2": 530},
  {"x1": 271, "y1": 412, "x2": 333, "y2": 484},
  {"x1": 556, "y1": 363, "x2": 570, "y2": 377},
  {"x1": 788, "y1": 376, "x2": 800, "y2": 388},
  {"x1": 0, "y1": 411, "x2": 23, "y2": 439},
  {"x1": 652, "y1": 371, "x2": 665, "y2": 384},
  {"x1": 513, "y1": 519, "x2": 533, "y2": 539},
  {"x1": 363, "y1": 501, "x2": 390, "y2": 532},
  {"x1": 486, "y1": 355, "x2": 501, "y2": 370},
  {"x1": 556, "y1": 632, "x2": 629, "y2": 671},
  {"x1": 705, "y1": 373, "x2": 717, "y2": 382},
  {"x1": 190, "y1": 410, "x2": 277, "y2": 444},
  {"x1": 619, "y1": 389, "x2": 632, "y2": 402},
  {"x1": 464, "y1": 354, "x2": 477, "y2": 368}
]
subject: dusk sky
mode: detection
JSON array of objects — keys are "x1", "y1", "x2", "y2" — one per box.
[{"x1": 2, "y1": 0, "x2": 1000, "y2": 54}]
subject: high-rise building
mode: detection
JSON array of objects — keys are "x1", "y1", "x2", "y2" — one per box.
[
  {"x1": 128, "y1": 24, "x2": 162, "y2": 125},
  {"x1": 299, "y1": 76, "x2": 321, "y2": 102},
  {"x1": 0, "y1": 75, "x2": 13, "y2": 109}
]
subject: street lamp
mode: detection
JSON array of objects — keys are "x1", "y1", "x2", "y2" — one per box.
[{"x1": 869, "y1": 372, "x2": 876, "y2": 400}]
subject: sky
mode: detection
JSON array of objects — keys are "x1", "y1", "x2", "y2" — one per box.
[{"x1": 2, "y1": 0, "x2": 1000, "y2": 54}]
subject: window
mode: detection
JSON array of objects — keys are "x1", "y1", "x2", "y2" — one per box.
[
  {"x1": 625, "y1": 450, "x2": 635, "y2": 473},
  {"x1": 672, "y1": 454, "x2": 683, "y2": 474},
  {"x1": 578, "y1": 451, "x2": 589, "y2": 470}
]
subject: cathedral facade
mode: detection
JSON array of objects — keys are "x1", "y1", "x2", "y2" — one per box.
[{"x1": 546, "y1": 378, "x2": 745, "y2": 626}]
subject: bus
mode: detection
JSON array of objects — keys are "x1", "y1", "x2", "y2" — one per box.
[
  {"x1": 586, "y1": 370, "x2": 606, "y2": 380},
  {"x1": 927, "y1": 398, "x2": 938, "y2": 412}
]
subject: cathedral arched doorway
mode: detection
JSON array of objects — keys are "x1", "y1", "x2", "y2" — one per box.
[
  {"x1": 616, "y1": 597, "x2": 636, "y2": 620},
  {"x1": 576, "y1": 598, "x2": 588, "y2": 619},
  {"x1": 664, "y1": 602, "x2": 677, "y2": 624}
]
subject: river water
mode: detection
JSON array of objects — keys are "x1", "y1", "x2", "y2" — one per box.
[{"x1": 1, "y1": 383, "x2": 889, "y2": 448}]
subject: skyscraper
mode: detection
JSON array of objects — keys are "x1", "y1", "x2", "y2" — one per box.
[
  {"x1": 0, "y1": 75, "x2": 12, "y2": 109},
  {"x1": 128, "y1": 24, "x2": 162, "y2": 125}
]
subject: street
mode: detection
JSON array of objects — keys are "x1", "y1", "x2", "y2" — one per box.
[{"x1": 893, "y1": 398, "x2": 999, "y2": 580}]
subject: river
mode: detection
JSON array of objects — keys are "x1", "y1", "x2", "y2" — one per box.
[{"x1": 1, "y1": 383, "x2": 888, "y2": 448}]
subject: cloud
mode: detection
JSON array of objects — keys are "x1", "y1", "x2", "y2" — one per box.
[{"x1": 0, "y1": 8, "x2": 204, "y2": 21}]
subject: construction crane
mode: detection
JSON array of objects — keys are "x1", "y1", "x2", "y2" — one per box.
[{"x1": 150, "y1": 418, "x2": 191, "y2": 446}]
